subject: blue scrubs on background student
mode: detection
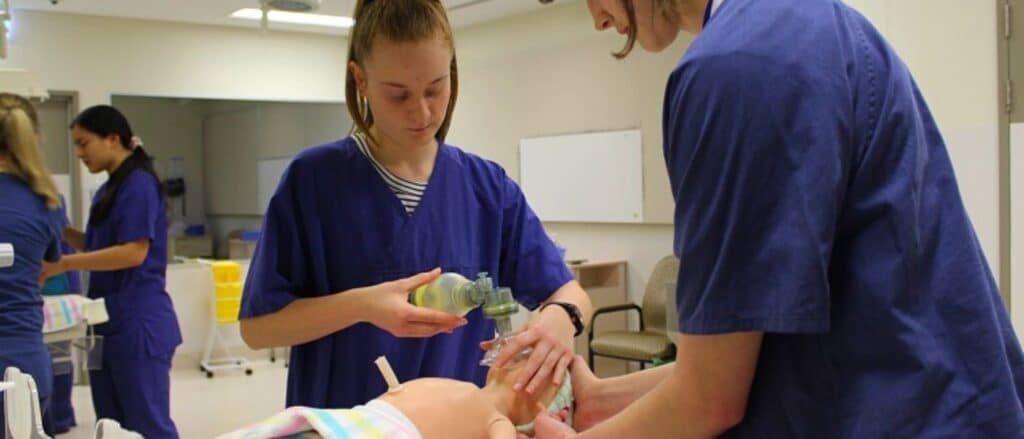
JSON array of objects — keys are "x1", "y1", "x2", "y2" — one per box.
[
  {"x1": 44, "y1": 105, "x2": 183, "y2": 438},
  {"x1": 241, "y1": 137, "x2": 573, "y2": 409},
  {"x1": 86, "y1": 169, "x2": 181, "y2": 438},
  {"x1": 42, "y1": 198, "x2": 82, "y2": 435},
  {"x1": 44, "y1": 105, "x2": 184, "y2": 433},
  {"x1": 0, "y1": 173, "x2": 61, "y2": 431},
  {"x1": 666, "y1": 0, "x2": 1024, "y2": 435}
]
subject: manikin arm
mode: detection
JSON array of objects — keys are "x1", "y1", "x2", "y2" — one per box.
[{"x1": 489, "y1": 416, "x2": 517, "y2": 439}]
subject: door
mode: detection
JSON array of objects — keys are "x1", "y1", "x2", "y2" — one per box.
[
  {"x1": 32, "y1": 93, "x2": 79, "y2": 225},
  {"x1": 1005, "y1": 0, "x2": 1024, "y2": 328}
]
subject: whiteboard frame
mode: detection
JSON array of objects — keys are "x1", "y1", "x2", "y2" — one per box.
[{"x1": 519, "y1": 129, "x2": 644, "y2": 223}]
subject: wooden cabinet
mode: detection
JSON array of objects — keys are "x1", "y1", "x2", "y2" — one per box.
[
  {"x1": 227, "y1": 239, "x2": 257, "y2": 260},
  {"x1": 569, "y1": 260, "x2": 629, "y2": 377},
  {"x1": 170, "y1": 236, "x2": 213, "y2": 258}
]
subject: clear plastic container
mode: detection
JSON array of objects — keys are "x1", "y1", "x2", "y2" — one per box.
[
  {"x1": 46, "y1": 340, "x2": 74, "y2": 375},
  {"x1": 74, "y1": 334, "x2": 104, "y2": 371}
]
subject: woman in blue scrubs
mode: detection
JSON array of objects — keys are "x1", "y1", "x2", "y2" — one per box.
[
  {"x1": 0, "y1": 92, "x2": 63, "y2": 434},
  {"x1": 533, "y1": 0, "x2": 1024, "y2": 438},
  {"x1": 43, "y1": 105, "x2": 181, "y2": 438},
  {"x1": 239, "y1": 0, "x2": 593, "y2": 410}
]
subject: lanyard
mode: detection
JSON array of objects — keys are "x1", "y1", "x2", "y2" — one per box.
[{"x1": 703, "y1": 0, "x2": 715, "y2": 26}]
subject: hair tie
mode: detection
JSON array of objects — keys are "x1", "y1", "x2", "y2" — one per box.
[{"x1": 131, "y1": 136, "x2": 144, "y2": 148}]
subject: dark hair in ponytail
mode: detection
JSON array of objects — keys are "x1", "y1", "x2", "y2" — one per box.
[{"x1": 71, "y1": 105, "x2": 165, "y2": 226}]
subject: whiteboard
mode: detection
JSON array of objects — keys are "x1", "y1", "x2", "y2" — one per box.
[
  {"x1": 520, "y1": 129, "x2": 644, "y2": 223},
  {"x1": 257, "y1": 157, "x2": 291, "y2": 214}
]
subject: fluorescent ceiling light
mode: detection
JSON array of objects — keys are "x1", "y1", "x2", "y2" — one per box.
[{"x1": 230, "y1": 8, "x2": 354, "y2": 28}]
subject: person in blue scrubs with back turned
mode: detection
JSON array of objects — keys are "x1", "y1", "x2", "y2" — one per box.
[
  {"x1": 41, "y1": 196, "x2": 83, "y2": 436},
  {"x1": 42, "y1": 105, "x2": 181, "y2": 438},
  {"x1": 239, "y1": 0, "x2": 593, "y2": 411},
  {"x1": 532, "y1": 0, "x2": 1024, "y2": 437},
  {"x1": 0, "y1": 92, "x2": 63, "y2": 434}
]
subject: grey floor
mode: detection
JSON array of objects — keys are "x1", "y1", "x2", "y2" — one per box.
[{"x1": 57, "y1": 361, "x2": 288, "y2": 438}]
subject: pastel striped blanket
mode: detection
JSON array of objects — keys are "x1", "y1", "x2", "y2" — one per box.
[
  {"x1": 42, "y1": 295, "x2": 108, "y2": 333},
  {"x1": 217, "y1": 400, "x2": 421, "y2": 439}
]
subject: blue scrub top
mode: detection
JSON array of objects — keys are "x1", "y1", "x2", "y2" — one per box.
[
  {"x1": 86, "y1": 169, "x2": 181, "y2": 359},
  {"x1": 57, "y1": 198, "x2": 81, "y2": 294},
  {"x1": 241, "y1": 137, "x2": 573, "y2": 409},
  {"x1": 666, "y1": 0, "x2": 1024, "y2": 436},
  {"x1": 0, "y1": 174, "x2": 62, "y2": 398},
  {"x1": 42, "y1": 198, "x2": 81, "y2": 295}
]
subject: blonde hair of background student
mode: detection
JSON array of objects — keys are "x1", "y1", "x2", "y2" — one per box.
[{"x1": 0, "y1": 93, "x2": 60, "y2": 209}]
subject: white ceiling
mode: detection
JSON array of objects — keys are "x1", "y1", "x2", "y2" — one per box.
[{"x1": 11, "y1": 0, "x2": 555, "y2": 35}]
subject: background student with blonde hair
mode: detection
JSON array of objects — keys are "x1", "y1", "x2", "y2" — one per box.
[{"x1": 0, "y1": 92, "x2": 63, "y2": 433}]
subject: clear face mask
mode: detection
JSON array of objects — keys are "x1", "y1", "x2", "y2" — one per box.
[
  {"x1": 482, "y1": 341, "x2": 533, "y2": 369},
  {"x1": 480, "y1": 287, "x2": 522, "y2": 367}
]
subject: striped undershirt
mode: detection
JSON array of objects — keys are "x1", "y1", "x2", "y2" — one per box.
[{"x1": 352, "y1": 133, "x2": 427, "y2": 215}]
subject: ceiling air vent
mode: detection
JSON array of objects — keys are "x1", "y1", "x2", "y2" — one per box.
[{"x1": 266, "y1": 0, "x2": 321, "y2": 12}]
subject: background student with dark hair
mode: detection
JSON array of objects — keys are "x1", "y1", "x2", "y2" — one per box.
[{"x1": 43, "y1": 105, "x2": 181, "y2": 438}]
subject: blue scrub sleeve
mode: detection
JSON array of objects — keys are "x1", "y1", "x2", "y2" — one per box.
[
  {"x1": 240, "y1": 163, "x2": 309, "y2": 318},
  {"x1": 42, "y1": 205, "x2": 63, "y2": 263},
  {"x1": 665, "y1": 53, "x2": 850, "y2": 335},
  {"x1": 44, "y1": 197, "x2": 73, "y2": 263},
  {"x1": 57, "y1": 196, "x2": 70, "y2": 229},
  {"x1": 498, "y1": 175, "x2": 574, "y2": 310},
  {"x1": 111, "y1": 174, "x2": 160, "y2": 244},
  {"x1": 55, "y1": 197, "x2": 81, "y2": 292},
  {"x1": 43, "y1": 225, "x2": 61, "y2": 263}
]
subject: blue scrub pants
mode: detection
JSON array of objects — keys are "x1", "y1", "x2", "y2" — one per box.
[
  {"x1": 43, "y1": 371, "x2": 75, "y2": 434},
  {"x1": 89, "y1": 351, "x2": 178, "y2": 439}
]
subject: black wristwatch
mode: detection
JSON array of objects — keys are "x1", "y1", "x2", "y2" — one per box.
[{"x1": 540, "y1": 301, "x2": 585, "y2": 337}]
